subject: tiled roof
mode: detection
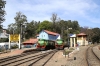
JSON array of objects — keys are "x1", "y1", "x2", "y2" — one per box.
[
  {"x1": 77, "y1": 33, "x2": 87, "y2": 36},
  {"x1": 23, "y1": 38, "x2": 38, "y2": 44},
  {"x1": 44, "y1": 30, "x2": 59, "y2": 36}
]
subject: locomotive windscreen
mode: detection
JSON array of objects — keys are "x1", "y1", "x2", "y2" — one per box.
[
  {"x1": 38, "y1": 41, "x2": 44, "y2": 44},
  {"x1": 57, "y1": 41, "x2": 63, "y2": 44}
]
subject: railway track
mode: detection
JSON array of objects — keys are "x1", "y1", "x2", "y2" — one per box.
[
  {"x1": 23, "y1": 50, "x2": 57, "y2": 66},
  {"x1": 0, "y1": 50, "x2": 57, "y2": 66},
  {"x1": 0, "y1": 50, "x2": 39, "y2": 64},
  {"x1": 86, "y1": 45, "x2": 100, "y2": 66}
]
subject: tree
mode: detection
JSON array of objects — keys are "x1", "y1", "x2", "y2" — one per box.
[
  {"x1": 37, "y1": 20, "x2": 53, "y2": 33},
  {"x1": 8, "y1": 23, "x2": 17, "y2": 34},
  {"x1": 71, "y1": 21, "x2": 80, "y2": 34},
  {"x1": 81, "y1": 27, "x2": 100, "y2": 44},
  {"x1": 50, "y1": 13, "x2": 58, "y2": 32},
  {"x1": 91, "y1": 28, "x2": 100, "y2": 43},
  {"x1": 55, "y1": 20, "x2": 80, "y2": 40},
  {"x1": 7, "y1": 12, "x2": 82, "y2": 41},
  {"x1": 0, "y1": 0, "x2": 6, "y2": 28},
  {"x1": 14, "y1": 12, "x2": 27, "y2": 34},
  {"x1": 57, "y1": 20, "x2": 66, "y2": 39},
  {"x1": 6, "y1": 12, "x2": 28, "y2": 41},
  {"x1": 25, "y1": 20, "x2": 39, "y2": 39}
]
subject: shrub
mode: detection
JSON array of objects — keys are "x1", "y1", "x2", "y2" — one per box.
[
  {"x1": 69, "y1": 48, "x2": 74, "y2": 50},
  {"x1": 11, "y1": 45, "x2": 18, "y2": 49}
]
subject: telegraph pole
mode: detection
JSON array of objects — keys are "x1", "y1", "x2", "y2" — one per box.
[{"x1": 19, "y1": 23, "x2": 23, "y2": 49}]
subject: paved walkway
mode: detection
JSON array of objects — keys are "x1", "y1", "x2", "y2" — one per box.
[
  {"x1": 0, "y1": 49, "x2": 23, "y2": 58},
  {"x1": 46, "y1": 46, "x2": 89, "y2": 66},
  {"x1": 65, "y1": 46, "x2": 88, "y2": 66}
]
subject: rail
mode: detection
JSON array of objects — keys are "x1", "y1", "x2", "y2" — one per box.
[
  {"x1": 0, "y1": 50, "x2": 57, "y2": 66},
  {"x1": 86, "y1": 45, "x2": 100, "y2": 66}
]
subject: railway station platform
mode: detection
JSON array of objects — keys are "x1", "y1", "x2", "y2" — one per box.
[
  {"x1": 0, "y1": 47, "x2": 37, "y2": 58},
  {"x1": 45, "y1": 46, "x2": 89, "y2": 66}
]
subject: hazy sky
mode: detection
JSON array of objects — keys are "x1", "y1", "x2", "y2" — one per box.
[{"x1": 3, "y1": 0, "x2": 100, "y2": 28}]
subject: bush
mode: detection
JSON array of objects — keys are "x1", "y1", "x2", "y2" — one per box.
[
  {"x1": 0, "y1": 47, "x2": 5, "y2": 52},
  {"x1": 65, "y1": 51, "x2": 72, "y2": 55},
  {"x1": 63, "y1": 50, "x2": 72, "y2": 55},
  {"x1": 11, "y1": 45, "x2": 18, "y2": 49},
  {"x1": 0, "y1": 38, "x2": 9, "y2": 42},
  {"x1": 69, "y1": 48, "x2": 74, "y2": 50},
  {"x1": 0, "y1": 49, "x2": 4, "y2": 52}
]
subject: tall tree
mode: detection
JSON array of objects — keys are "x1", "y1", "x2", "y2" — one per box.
[
  {"x1": 0, "y1": 0, "x2": 6, "y2": 29},
  {"x1": 50, "y1": 13, "x2": 58, "y2": 32},
  {"x1": 25, "y1": 20, "x2": 37, "y2": 39},
  {"x1": 14, "y1": 12, "x2": 27, "y2": 34},
  {"x1": 13, "y1": 12, "x2": 28, "y2": 41}
]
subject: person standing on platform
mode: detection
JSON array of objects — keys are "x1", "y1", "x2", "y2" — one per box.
[{"x1": 76, "y1": 43, "x2": 79, "y2": 51}]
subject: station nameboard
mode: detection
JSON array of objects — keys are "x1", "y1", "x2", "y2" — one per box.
[{"x1": 10, "y1": 34, "x2": 19, "y2": 41}]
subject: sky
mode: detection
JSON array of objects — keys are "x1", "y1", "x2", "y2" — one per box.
[{"x1": 3, "y1": 0, "x2": 100, "y2": 28}]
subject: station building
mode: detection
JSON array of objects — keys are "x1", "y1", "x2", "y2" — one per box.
[
  {"x1": 77, "y1": 33, "x2": 88, "y2": 46},
  {"x1": 37, "y1": 30, "x2": 61, "y2": 41},
  {"x1": 69, "y1": 33, "x2": 88, "y2": 47}
]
